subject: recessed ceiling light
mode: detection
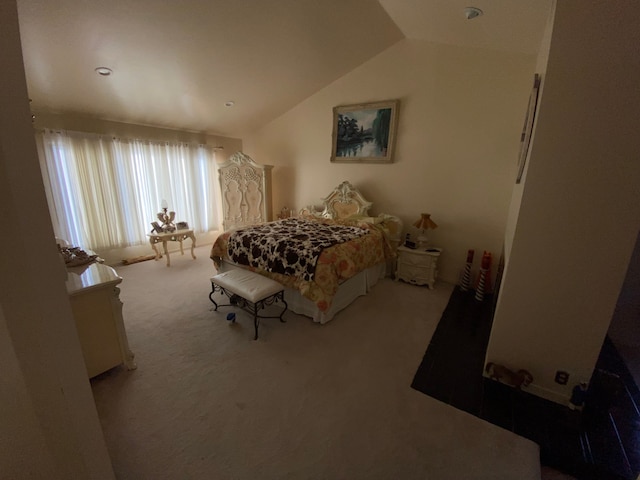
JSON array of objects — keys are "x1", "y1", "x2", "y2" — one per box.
[
  {"x1": 95, "y1": 67, "x2": 113, "y2": 76},
  {"x1": 224, "y1": 101, "x2": 235, "y2": 107},
  {"x1": 464, "y1": 7, "x2": 483, "y2": 20}
]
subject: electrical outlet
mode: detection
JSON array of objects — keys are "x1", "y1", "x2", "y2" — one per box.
[{"x1": 555, "y1": 370, "x2": 569, "y2": 385}]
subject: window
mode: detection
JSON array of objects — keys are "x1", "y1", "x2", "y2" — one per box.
[{"x1": 39, "y1": 129, "x2": 219, "y2": 250}]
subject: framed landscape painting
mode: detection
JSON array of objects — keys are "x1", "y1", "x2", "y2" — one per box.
[{"x1": 331, "y1": 100, "x2": 399, "y2": 164}]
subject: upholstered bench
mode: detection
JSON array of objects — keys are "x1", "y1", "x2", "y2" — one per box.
[{"x1": 209, "y1": 269, "x2": 288, "y2": 340}]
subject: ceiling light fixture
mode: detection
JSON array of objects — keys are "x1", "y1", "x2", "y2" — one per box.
[
  {"x1": 95, "y1": 67, "x2": 113, "y2": 76},
  {"x1": 464, "y1": 7, "x2": 483, "y2": 20},
  {"x1": 224, "y1": 101, "x2": 235, "y2": 107}
]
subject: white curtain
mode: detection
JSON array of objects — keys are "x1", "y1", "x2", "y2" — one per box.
[{"x1": 39, "y1": 129, "x2": 219, "y2": 250}]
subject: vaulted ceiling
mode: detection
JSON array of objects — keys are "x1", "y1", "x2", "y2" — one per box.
[{"x1": 17, "y1": 0, "x2": 553, "y2": 138}]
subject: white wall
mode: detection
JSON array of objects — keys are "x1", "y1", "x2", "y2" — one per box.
[
  {"x1": 245, "y1": 39, "x2": 536, "y2": 285},
  {"x1": 0, "y1": 1, "x2": 115, "y2": 477},
  {"x1": 503, "y1": 2, "x2": 556, "y2": 261},
  {"x1": 32, "y1": 111, "x2": 242, "y2": 154},
  {"x1": 486, "y1": 0, "x2": 640, "y2": 404},
  {"x1": 0, "y1": 306, "x2": 58, "y2": 478}
]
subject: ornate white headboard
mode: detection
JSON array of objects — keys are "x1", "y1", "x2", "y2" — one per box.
[
  {"x1": 300, "y1": 180, "x2": 403, "y2": 250},
  {"x1": 301, "y1": 181, "x2": 372, "y2": 220}
]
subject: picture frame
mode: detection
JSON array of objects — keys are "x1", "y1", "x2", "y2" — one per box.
[
  {"x1": 330, "y1": 99, "x2": 399, "y2": 164},
  {"x1": 150, "y1": 221, "x2": 163, "y2": 234},
  {"x1": 516, "y1": 74, "x2": 541, "y2": 184}
]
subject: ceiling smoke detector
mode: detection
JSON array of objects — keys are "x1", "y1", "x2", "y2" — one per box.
[
  {"x1": 464, "y1": 7, "x2": 483, "y2": 20},
  {"x1": 95, "y1": 67, "x2": 113, "y2": 76}
]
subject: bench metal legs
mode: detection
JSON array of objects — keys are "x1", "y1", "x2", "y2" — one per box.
[{"x1": 209, "y1": 284, "x2": 288, "y2": 340}]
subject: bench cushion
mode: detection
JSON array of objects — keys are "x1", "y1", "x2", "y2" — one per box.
[{"x1": 211, "y1": 269, "x2": 284, "y2": 303}]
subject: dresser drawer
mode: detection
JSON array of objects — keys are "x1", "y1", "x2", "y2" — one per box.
[
  {"x1": 395, "y1": 246, "x2": 442, "y2": 289},
  {"x1": 398, "y1": 252, "x2": 435, "y2": 268},
  {"x1": 397, "y1": 264, "x2": 435, "y2": 285}
]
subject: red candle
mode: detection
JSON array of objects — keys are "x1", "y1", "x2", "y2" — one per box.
[{"x1": 481, "y1": 251, "x2": 492, "y2": 269}]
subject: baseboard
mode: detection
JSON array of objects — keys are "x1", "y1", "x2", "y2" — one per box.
[{"x1": 525, "y1": 383, "x2": 570, "y2": 406}]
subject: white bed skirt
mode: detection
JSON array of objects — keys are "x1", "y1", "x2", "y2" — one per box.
[{"x1": 219, "y1": 260, "x2": 387, "y2": 324}]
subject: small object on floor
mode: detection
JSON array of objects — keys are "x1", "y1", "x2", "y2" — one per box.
[
  {"x1": 568, "y1": 382, "x2": 588, "y2": 410},
  {"x1": 485, "y1": 362, "x2": 533, "y2": 389},
  {"x1": 226, "y1": 312, "x2": 236, "y2": 323},
  {"x1": 122, "y1": 254, "x2": 157, "y2": 265}
]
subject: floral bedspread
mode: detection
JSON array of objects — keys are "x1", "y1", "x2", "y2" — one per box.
[
  {"x1": 227, "y1": 217, "x2": 368, "y2": 282},
  {"x1": 210, "y1": 217, "x2": 396, "y2": 312}
]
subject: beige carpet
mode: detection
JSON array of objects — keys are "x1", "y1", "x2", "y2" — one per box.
[{"x1": 90, "y1": 245, "x2": 542, "y2": 479}]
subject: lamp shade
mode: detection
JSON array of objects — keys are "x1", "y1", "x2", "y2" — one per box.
[{"x1": 413, "y1": 213, "x2": 438, "y2": 230}]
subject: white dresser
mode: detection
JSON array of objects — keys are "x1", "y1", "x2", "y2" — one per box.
[
  {"x1": 395, "y1": 245, "x2": 442, "y2": 289},
  {"x1": 218, "y1": 152, "x2": 273, "y2": 230},
  {"x1": 66, "y1": 263, "x2": 136, "y2": 378}
]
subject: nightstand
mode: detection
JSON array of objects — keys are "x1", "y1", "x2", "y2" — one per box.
[{"x1": 396, "y1": 245, "x2": 442, "y2": 289}]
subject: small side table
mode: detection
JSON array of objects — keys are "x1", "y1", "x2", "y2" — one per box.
[
  {"x1": 396, "y1": 245, "x2": 442, "y2": 289},
  {"x1": 148, "y1": 229, "x2": 197, "y2": 267}
]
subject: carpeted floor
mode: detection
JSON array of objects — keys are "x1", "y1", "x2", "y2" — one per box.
[{"x1": 90, "y1": 245, "x2": 542, "y2": 479}]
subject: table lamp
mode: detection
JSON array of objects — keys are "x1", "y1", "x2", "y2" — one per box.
[{"x1": 413, "y1": 213, "x2": 438, "y2": 249}]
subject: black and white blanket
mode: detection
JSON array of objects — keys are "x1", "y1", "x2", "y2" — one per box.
[{"x1": 228, "y1": 218, "x2": 368, "y2": 281}]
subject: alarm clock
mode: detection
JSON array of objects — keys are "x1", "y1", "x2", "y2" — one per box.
[{"x1": 404, "y1": 239, "x2": 417, "y2": 249}]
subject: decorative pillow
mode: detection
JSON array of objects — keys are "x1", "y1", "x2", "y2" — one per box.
[{"x1": 332, "y1": 201, "x2": 359, "y2": 219}]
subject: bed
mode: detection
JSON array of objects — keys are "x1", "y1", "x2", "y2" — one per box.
[{"x1": 210, "y1": 181, "x2": 402, "y2": 324}]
